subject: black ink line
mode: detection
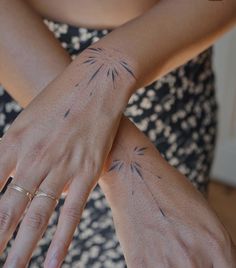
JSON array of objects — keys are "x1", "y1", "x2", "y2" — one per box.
[
  {"x1": 135, "y1": 147, "x2": 148, "y2": 152},
  {"x1": 120, "y1": 60, "x2": 129, "y2": 66},
  {"x1": 134, "y1": 147, "x2": 148, "y2": 156},
  {"x1": 113, "y1": 159, "x2": 121, "y2": 163},
  {"x1": 111, "y1": 70, "x2": 115, "y2": 82},
  {"x1": 64, "y1": 108, "x2": 71, "y2": 118},
  {"x1": 108, "y1": 163, "x2": 120, "y2": 172},
  {"x1": 83, "y1": 59, "x2": 96, "y2": 65},
  {"x1": 88, "y1": 47, "x2": 102, "y2": 52},
  {"x1": 133, "y1": 161, "x2": 141, "y2": 168},
  {"x1": 108, "y1": 160, "x2": 124, "y2": 172},
  {"x1": 141, "y1": 178, "x2": 166, "y2": 217},
  {"x1": 87, "y1": 48, "x2": 103, "y2": 55},
  {"x1": 132, "y1": 163, "x2": 143, "y2": 180},
  {"x1": 119, "y1": 61, "x2": 137, "y2": 80},
  {"x1": 114, "y1": 67, "x2": 119, "y2": 76},
  {"x1": 87, "y1": 64, "x2": 104, "y2": 85},
  {"x1": 130, "y1": 163, "x2": 134, "y2": 173},
  {"x1": 159, "y1": 208, "x2": 166, "y2": 217},
  {"x1": 118, "y1": 162, "x2": 124, "y2": 171},
  {"x1": 111, "y1": 70, "x2": 115, "y2": 88}
]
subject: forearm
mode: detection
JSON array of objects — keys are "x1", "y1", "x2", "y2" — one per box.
[
  {"x1": 0, "y1": 0, "x2": 70, "y2": 107},
  {"x1": 0, "y1": 2, "x2": 235, "y2": 266},
  {"x1": 2, "y1": 0, "x2": 236, "y2": 114},
  {"x1": 20, "y1": 0, "x2": 236, "y2": 118},
  {"x1": 93, "y1": 0, "x2": 236, "y2": 90},
  {"x1": 99, "y1": 116, "x2": 236, "y2": 267}
]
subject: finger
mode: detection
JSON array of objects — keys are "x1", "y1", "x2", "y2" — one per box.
[
  {"x1": 3, "y1": 168, "x2": 68, "y2": 268},
  {"x1": 44, "y1": 175, "x2": 95, "y2": 268},
  {"x1": 0, "y1": 136, "x2": 17, "y2": 192},
  {"x1": 0, "y1": 164, "x2": 48, "y2": 254}
]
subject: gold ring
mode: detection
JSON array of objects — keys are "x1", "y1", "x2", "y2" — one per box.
[
  {"x1": 34, "y1": 190, "x2": 59, "y2": 205},
  {"x1": 7, "y1": 182, "x2": 34, "y2": 202}
]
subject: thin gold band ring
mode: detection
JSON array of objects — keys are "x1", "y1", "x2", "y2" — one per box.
[
  {"x1": 7, "y1": 182, "x2": 34, "y2": 202},
  {"x1": 34, "y1": 190, "x2": 59, "y2": 205}
]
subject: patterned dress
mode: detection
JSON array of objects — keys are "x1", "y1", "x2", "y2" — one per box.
[{"x1": 0, "y1": 20, "x2": 218, "y2": 267}]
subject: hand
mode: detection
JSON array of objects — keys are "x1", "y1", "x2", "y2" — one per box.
[
  {"x1": 0, "y1": 46, "x2": 136, "y2": 267},
  {"x1": 99, "y1": 117, "x2": 236, "y2": 268}
]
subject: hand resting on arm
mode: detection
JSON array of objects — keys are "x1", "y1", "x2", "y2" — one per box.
[{"x1": 0, "y1": 0, "x2": 235, "y2": 267}]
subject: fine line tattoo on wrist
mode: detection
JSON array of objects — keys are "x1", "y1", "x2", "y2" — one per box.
[
  {"x1": 63, "y1": 46, "x2": 137, "y2": 118},
  {"x1": 82, "y1": 47, "x2": 137, "y2": 91},
  {"x1": 108, "y1": 146, "x2": 165, "y2": 217},
  {"x1": 64, "y1": 108, "x2": 71, "y2": 118}
]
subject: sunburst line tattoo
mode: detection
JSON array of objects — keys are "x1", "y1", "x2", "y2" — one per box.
[
  {"x1": 119, "y1": 60, "x2": 137, "y2": 80},
  {"x1": 108, "y1": 160, "x2": 124, "y2": 172},
  {"x1": 81, "y1": 47, "x2": 137, "y2": 89},
  {"x1": 88, "y1": 47, "x2": 103, "y2": 52},
  {"x1": 108, "y1": 146, "x2": 166, "y2": 217},
  {"x1": 64, "y1": 108, "x2": 71, "y2": 118},
  {"x1": 87, "y1": 63, "x2": 104, "y2": 85},
  {"x1": 64, "y1": 47, "x2": 137, "y2": 118}
]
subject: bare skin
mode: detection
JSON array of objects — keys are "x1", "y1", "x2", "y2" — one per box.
[
  {"x1": 100, "y1": 116, "x2": 236, "y2": 268},
  {"x1": 0, "y1": 0, "x2": 236, "y2": 267},
  {"x1": 26, "y1": 0, "x2": 160, "y2": 29}
]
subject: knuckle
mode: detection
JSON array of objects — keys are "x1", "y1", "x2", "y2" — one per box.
[
  {"x1": 40, "y1": 184, "x2": 58, "y2": 198},
  {"x1": 64, "y1": 206, "x2": 81, "y2": 224},
  {"x1": 4, "y1": 132, "x2": 17, "y2": 145},
  {"x1": 30, "y1": 141, "x2": 48, "y2": 162},
  {"x1": 4, "y1": 128, "x2": 24, "y2": 146},
  {"x1": 82, "y1": 156, "x2": 100, "y2": 178},
  {"x1": 203, "y1": 224, "x2": 231, "y2": 255},
  {"x1": 25, "y1": 211, "x2": 48, "y2": 230},
  {"x1": 0, "y1": 207, "x2": 14, "y2": 232},
  {"x1": 0, "y1": 134, "x2": 17, "y2": 154}
]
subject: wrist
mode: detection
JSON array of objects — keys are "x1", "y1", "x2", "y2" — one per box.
[
  {"x1": 99, "y1": 116, "x2": 235, "y2": 267},
  {"x1": 77, "y1": 45, "x2": 138, "y2": 109}
]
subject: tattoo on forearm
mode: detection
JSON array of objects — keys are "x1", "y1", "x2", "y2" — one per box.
[
  {"x1": 82, "y1": 47, "x2": 137, "y2": 90},
  {"x1": 63, "y1": 46, "x2": 137, "y2": 118},
  {"x1": 87, "y1": 63, "x2": 104, "y2": 86},
  {"x1": 108, "y1": 146, "x2": 165, "y2": 217},
  {"x1": 64, "y1": 108, "x2": 71, "y2": 118}
]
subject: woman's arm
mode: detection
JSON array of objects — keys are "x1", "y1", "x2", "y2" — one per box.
[
  {"x1": 99, "y1": 117, "x2": 236, "y2": 268},
  {"x1": 2, "y1": 0, "x2": 236, "y2": 106},
  {"x1": 84, "y1": 0, "x2": 236, "y2": 92},
  {"x1": 0, "y1": 0, "x2": 236, "y2": 266},
  {"x1": 0, "y1": 0, "x2": 71, "y2": 107}
]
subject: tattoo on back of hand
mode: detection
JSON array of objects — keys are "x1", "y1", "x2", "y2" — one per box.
[{"x1": 107, "y1": 146, "x2": 166, "y2": 217}]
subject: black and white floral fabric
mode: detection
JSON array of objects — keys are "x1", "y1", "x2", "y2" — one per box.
[{"x1": 0, "y1": 20, "x2": 218, "y2": 267}]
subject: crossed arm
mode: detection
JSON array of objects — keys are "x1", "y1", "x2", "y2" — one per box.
[{"x1": 0, "y1": 0, "x2": 236, "y2": 267}]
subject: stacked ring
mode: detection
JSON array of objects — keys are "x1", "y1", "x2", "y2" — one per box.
[
  {"x1": 34, "y1": 189, "x2": 59, "y2": 205},
  {"x1": 7, "y1": 182, "x2": 34, "y2": 202}
]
